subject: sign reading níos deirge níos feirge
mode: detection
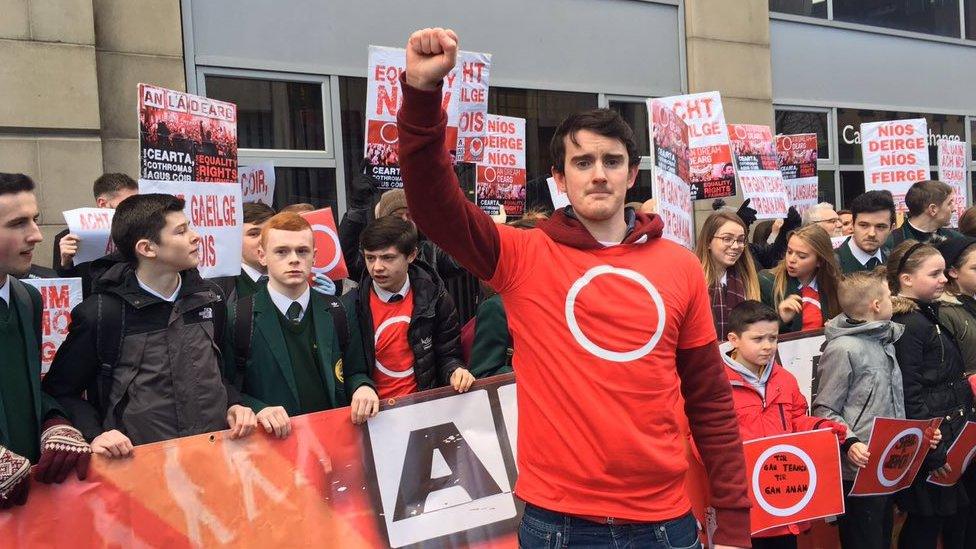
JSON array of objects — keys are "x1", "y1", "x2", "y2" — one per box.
[
  {"x1": 860, "y1": 118, "x2": 929, "y2": 212},
  {"x1": 476, "y1": 115, "x2": 526, "y2": 216},
  {"x1": 138, "y1": 84, "x2": 237, "y2": 183}
]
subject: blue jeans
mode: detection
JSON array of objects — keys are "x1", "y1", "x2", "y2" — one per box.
[{"x1": 518, "y1": 503, "x2": 703, "y2": 549}]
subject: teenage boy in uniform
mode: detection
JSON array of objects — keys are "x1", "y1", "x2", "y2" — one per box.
[
  {"x1": 394, "y1": 28, "x2": 749, "y2": 548},
  {"x1": 224, "y1": 212, "x2": 367, "y2": 438},
  {"x1": 887, "y1": 180, "x2": 962, "y2": 247},
  {"x1": 344, "y1": 216, "x2": 474, "y2": 425},
  {"x1": 0, "y1": 173, "x2": 91, "y2": 509},
  {"x1": 42, "y1": 193, "x2": 256, "y2": 458},
  {"x1": 836, "y1": 191, "x2": 895, "y2": 274}
]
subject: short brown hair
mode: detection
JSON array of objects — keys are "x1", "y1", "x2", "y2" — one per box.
[
  {"x1": 92, "y1": 173, "x2": 137, "y2": 200},
  {"x1": 905, "y1": 180, "x2": 953, "y2": 217},
  {"x1": 260, "y1": 212, "x2": 312, "y2": 247},
  {"x1": 838, "y1": 269, "x2": 887, "y2": 319},
  {"x1": 280, "y1": 203, "x2": 316, "y2": 214},
  {"x1": 376, "y1": 189, "x2": 408, "y2": 218},
  {"x1": 243, "y1": 201, "x2": 276, "y2": 225},
  {"x1": 549, "y1": 109, "x2": 640, "y2": 174},
  {"x1": 360, "y1": 215, "x2": 417, "y2": 256},
  {"x1": 959, "y1": 207, "x2": 976, "y2": 237}
]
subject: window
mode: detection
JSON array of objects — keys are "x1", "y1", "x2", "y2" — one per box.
[
  {"x1": 338, "y1": 76, "x2": 368, "y2": 199},
  {"x1": 274, "y1": 167, "x2": 338, "y2": 213},
  {"x1": 769, "y1": 0, "x2": 828, "y2": 18},
  {"x1": 774, "y1": 109, "x2": 831, "y2": 161},
  {"x1": 626, "y1": 170, "x2": 654, "y2": 204},
  {"x1": 205, "y1": 76, "x2": 326, "y2": 151},
  {"x1": 833, "y1": 0, "x2": 961, "y2": 38}
]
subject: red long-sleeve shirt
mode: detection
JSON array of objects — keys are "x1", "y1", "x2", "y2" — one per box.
[{"x1": 397, "y1": 75, "x2": 751, "y2": 548}]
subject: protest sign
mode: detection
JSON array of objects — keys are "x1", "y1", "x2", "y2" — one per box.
[
  {"x1": 456, "y1": 51, "x2": 492, "y2": 163},
  {"x1": 657, "y1": 91, "x2": 735, "y2": 200},
  {"x1": 777, "y1": 330, "x2": 826, "y2": 410},
  {"x1": 729, "y1": 124, "x2": 779, "y2": 172},
  {"x1": 301, "y1": 207, "x2": 349, "y2": 280},
  {"x1": 476, "y1": 115, "x2": 527, "y2": 216},
  {"x1": 743, "y1": 429, "x2": 844, "y2": 534},
  {"x1": 62, "y1": 207, "x2": 116, "y2": 265},
  {"x1": 738, "y1": 170, "x2": 790, "y2": 219},
  {"x1": 937, "y1": 139, "x2": 968, "y2": 227},
  {"x1": 22, "y1": 278, "x2": 82, "y2": 374},
  {"x1": 648, "y1": 99, "x2": 693, "y2": 247},
  {"x1": 927, "y1": 421, "x2": 976, "y2": 486},
  {"x1": 850, "y1": 417, "x2": 942, "y2": 496},
  {"x1": 546, "y1": 176, "x2": 571, "y2": 210},
  {"x1": 138, "y1": 84, "x2": 237, "y2": 183},
  {"x1": 365, "y1": 46, "x2": 462, "y2": 190},
  {"x1": 138, "y1": 180, "x2": 243, "y2": 278},
  {"x1": 776, "y1": 134, "x2": 819, "y2": 217},
  {"x1": 861, "y1": 118, "x2": 929, "y2": 212},
  {"x1": 238, "y1": 162, "x2": 276, "y2": 205}
]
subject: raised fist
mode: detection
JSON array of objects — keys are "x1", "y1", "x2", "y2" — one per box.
[{"x1": 405, "y1": 27, "x2": 459, "y2": 91}]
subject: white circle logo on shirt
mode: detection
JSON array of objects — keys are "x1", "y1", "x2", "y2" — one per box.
[
  {"x1": 374, "y1": 315, "x2": 413, "y2": 378},
  {"x1": 876, "y1": 427, "x2": 924, "y2": 487},
  {"x1": 310, "y1": 223, "x2": 342, "y2": 274},
  {"x1": 564, "y1": 265, "x2": 666, "y2": 362},
  {"x1": 751, "y1": 444, "x2": 818, "y2": 517}
]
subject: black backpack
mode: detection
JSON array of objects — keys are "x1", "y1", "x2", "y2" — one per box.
[{"x1": 231, "y1": 294, "x2": 350, "y2": 383}]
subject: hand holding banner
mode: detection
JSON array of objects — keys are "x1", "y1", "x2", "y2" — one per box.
[
  {"x1": 22, "y1": 278, "x2": 82, "y2": 374},
  {"x1": 927, "y1": 421, "x2": 976, "y2": 486},
  {"x1": 62, "y1": 208, "x2": 116, "y2": 265},
  {"x1": 743, "y1": 429, "x2": 844, "y2": 535},
  {"x1": 301, "y1": 208, "x2": 349, "y2": 280},
  {"x1": 850, "y1": 417, "x2": 941, "y2": 496}
]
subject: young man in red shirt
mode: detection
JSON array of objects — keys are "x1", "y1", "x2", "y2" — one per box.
[
  {"x1": 396, "y1": 28, "x2": 750, "y2": 548},
  {"x1": 344, "y1": 216, "x2": 475, "y2": 424}
]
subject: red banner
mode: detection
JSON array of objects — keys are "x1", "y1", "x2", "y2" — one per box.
[
  {"x1": 301, "y1": 208, "x2": 349, "y2": 281},
  {"x1": 744, "y1": 429, "x2": 844, "y2": 535},
  {"x1": 850, "y1": 417, "x2": 941, "y2": 496},
  {"x1": 927, "y1": 421, "x2": 976, "y2": 486}
]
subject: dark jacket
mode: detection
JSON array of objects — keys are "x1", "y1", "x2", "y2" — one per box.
[
  {"x1": 0, "y1": 278, "x2": 65, "y2": 458},
  {"x1": 42, "y1": 254, "x2": 241, "y2": 445},
  {"x1": 468, "y1": 294, "x2": 513, "y2": 378},
  {"x1": 835, "y1": 236, "x2": 887, "y2": 274},
  {"x1": 758, "y1": 270, "x2": 829, "y2": 334},
  {"x1": 52, "y1": 228, "x2": 94, "y2": 297},
  {"x1": 886, "y1": 222, "x2": 962, "y2": 249},
  {"x1": 342, "y1": 261, "x2": 464, "y2": 394},
  {"x1": 223, "y1": 286, "x2": 368, "y2": 415},
  {"x1": 891, "y1": 296, "x2": 975, "y2": 515},
  {"x1": 937, "y1": 293, "x2": 976, "y2": 376}
]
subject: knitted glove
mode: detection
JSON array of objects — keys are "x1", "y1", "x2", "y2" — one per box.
[
  {"x1": 311, "y1": 273, "x2": 337, "y2": 296},
  {"x1": 783, "y1": 206, "x2": 802, "y2": 233},
  {"x1": 34, "y1": 418, "x2": 91, "y2": 484},
  {"x1": 0, "y1": 446, "x2": 30, "y2": 509},
  {"x1": 735, "y1": 198, "x2": 758, "y2": 229}
]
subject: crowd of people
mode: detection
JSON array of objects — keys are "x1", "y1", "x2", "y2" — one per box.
[{"x1": 1, "y1": 26, "x2": 975, "y2": 549}]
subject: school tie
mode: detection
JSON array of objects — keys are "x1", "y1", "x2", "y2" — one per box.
[
  {"x1": 388, "y1": 294, "x2": 404, "y2": 303},
  {"x1": 257, "y1": 275, "x2": 269, "y2": 285},
  {"x1": 865, "y1": 257, "x2": 881, "y2": 269},
  {"x1": 286, "y1": 301, "x2": 302, "y2": 324},
  {"x1": 0, "y1": 297, "x2": 8, "y2": 319}
]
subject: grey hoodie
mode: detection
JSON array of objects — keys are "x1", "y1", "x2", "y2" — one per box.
[{"x1": 812, "y1": 313, "x2": 906, "y2": 480}]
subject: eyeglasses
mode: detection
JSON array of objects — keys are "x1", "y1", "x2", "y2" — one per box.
[
  {"x1": 713, "y1": 235, "x2": 747, "y2": 247},
  {"x1": 812, "y1": 217, "x2": 841, "y2": 225}
]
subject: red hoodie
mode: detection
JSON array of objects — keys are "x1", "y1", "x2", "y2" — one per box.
[{"x1": 397, "y1": 75, "x2": 750, "y2": 548}]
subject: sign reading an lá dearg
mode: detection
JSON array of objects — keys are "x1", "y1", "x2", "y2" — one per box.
[
  {"x1": 138, "y1": 84, "x2": 237, "y2": 182},
  {"x1": 860, "y1": 118, "x2": 929, "y2": 213}
]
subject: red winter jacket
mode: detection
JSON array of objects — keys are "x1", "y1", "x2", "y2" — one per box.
[{"x1": 725, "y1": 357, "x2": 835, "y2": 538}]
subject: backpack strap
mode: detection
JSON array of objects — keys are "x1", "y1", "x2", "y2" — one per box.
[
  {"x1": 233, "y1": 294, "x2": 255, "y2": 386},
  {"x1": 321, "y1": 295, "x2": 349, "y2": 354},
  {"x1": 94, "y1": 293, "x2": 125, "y2": 412}
]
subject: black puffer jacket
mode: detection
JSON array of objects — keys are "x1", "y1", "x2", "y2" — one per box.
[
  {"x1": 891, "y1": 296, "x2": 975, "y2": 515},
  {"x1": 342, "y1": 261, "x2": 464, "y2": 394}
]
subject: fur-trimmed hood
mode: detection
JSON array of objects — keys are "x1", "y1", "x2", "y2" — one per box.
[
  {"x1": 891, "y1": 295, "x2": 920, "y2": 315},
  {"x1": 938, "y1": 292, "x2": 965, "y2": 307}
]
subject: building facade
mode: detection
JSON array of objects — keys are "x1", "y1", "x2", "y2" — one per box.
[{"x1": 1, "y1": 0, "x2": 974, "y2": 267}]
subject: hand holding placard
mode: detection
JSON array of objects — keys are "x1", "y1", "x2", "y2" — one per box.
[
  {"x1": 850, "y1": 417, "x2": 941, "y2": 496},
  {"x1": 405, "y1": 28, "x2": 458, "y2": 91}
]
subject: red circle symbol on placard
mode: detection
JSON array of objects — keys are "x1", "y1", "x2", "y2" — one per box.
[
  {"x1": 752, "y1": 444, "x2": 818, "y2": 518},
  {"x1": 878, "y1": 428, "x2": 923, "y2": 487},
  {"x1": 310, "y1": 224, "x2": 341, "y2": 274},
  {"x1": 380, "y1": 122, "x2": 399, "y2": 144}
]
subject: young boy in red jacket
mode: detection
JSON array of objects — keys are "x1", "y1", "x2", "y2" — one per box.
[{"x1": 724, "y1": 300, "x2": 846, "y2": 549}]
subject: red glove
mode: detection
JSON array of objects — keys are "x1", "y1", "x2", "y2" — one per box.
[
  {"x1": 0, "y1": 446, "x2": 30, "y2": 509},
  {"x1": 34, "y1": 417, "x2": 91, "y2": 484},
  {"x1": 823, "y1": 420, "x2": 848, "y2": 443}
]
